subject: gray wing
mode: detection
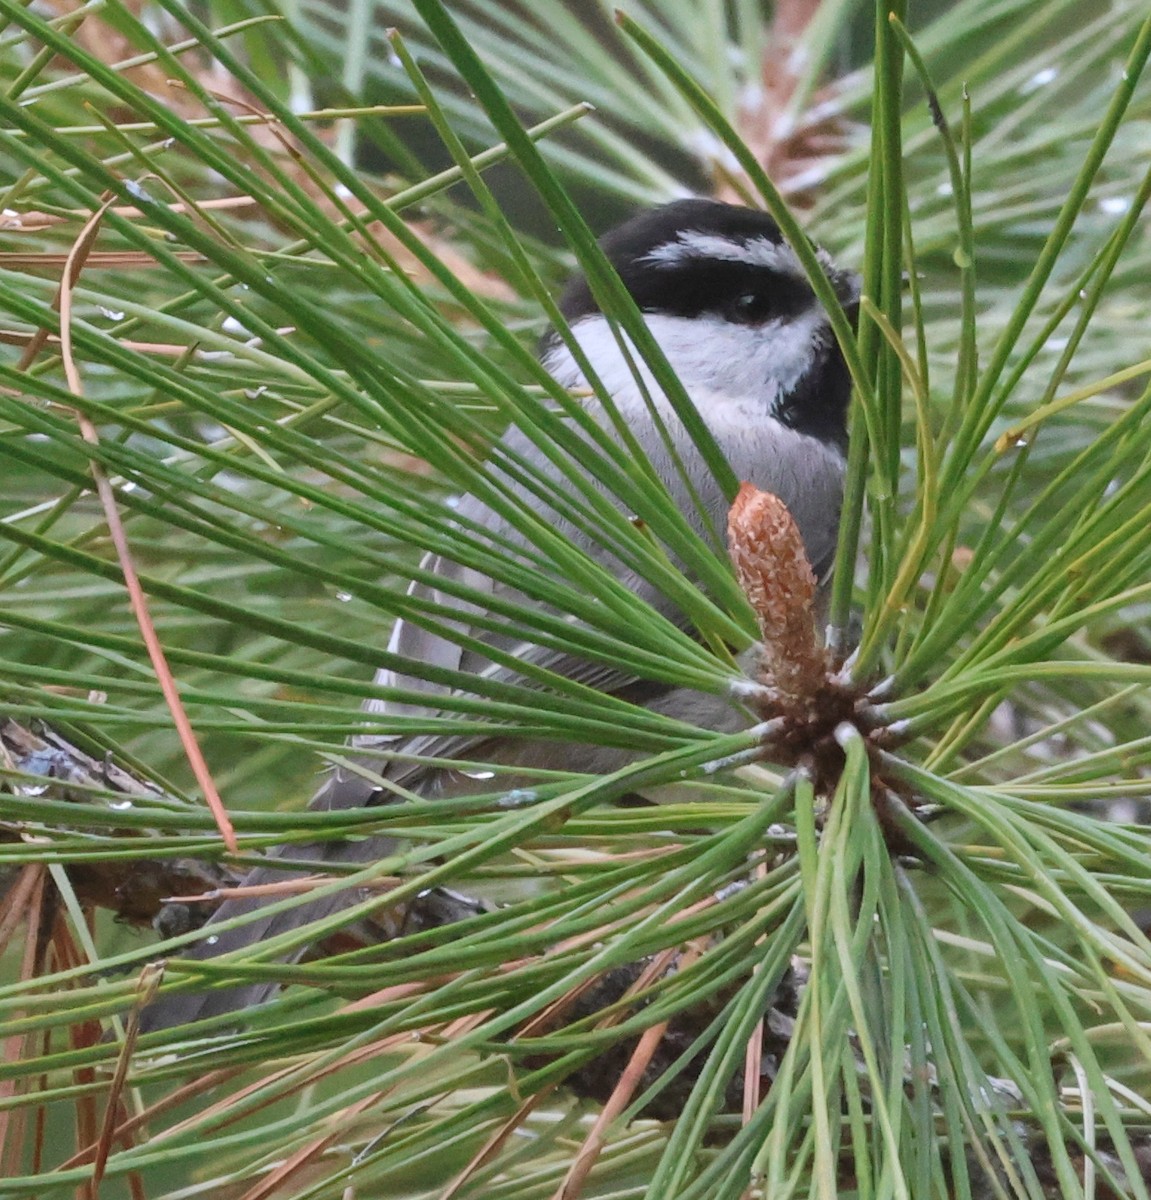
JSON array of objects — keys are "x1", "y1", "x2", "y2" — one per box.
[
  {"x1": 339, "y1": 510, "x2": 658, "y2": 800},
  {"x1": 318, "y1": 387, "x2": 846, "y2": 806}
]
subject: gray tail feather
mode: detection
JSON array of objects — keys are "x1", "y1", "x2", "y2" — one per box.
[{"x1": 138, "y1": 832, "x2": 393, "y2": 1033}]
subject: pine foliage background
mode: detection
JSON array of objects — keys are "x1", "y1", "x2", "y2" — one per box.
[{"x1": 2, "y1": 1, "x2": 1151, "y2": 1197}]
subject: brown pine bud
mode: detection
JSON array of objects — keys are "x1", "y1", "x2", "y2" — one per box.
[{"x1": 727, "y1": 482, "x2": 828, "y2": 704}]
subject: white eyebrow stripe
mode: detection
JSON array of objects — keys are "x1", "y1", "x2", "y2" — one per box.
[
  {"x1": 644, "y1": 231, "x2": 793, "y2": 271},
  {"x1": 643, "y1": 229, "x2": 837, "y2": 282}
]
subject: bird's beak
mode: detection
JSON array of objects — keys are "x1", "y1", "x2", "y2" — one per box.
[{"x1": 833, "y1": 270, "x2": 862, "y2": 330}]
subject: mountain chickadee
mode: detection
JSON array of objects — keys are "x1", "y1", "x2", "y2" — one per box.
[{"x1": 140, "y1": 198, "x2": 856, "y2": 1030}]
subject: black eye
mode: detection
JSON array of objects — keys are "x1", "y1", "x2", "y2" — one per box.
[{"x1": 727, "y1": 291, "x2": 775, "y2": 324}]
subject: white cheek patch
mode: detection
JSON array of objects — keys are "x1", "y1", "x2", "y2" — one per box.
[{"x1": 542, "y1": 310, "x2": 823, "y2": 419}]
